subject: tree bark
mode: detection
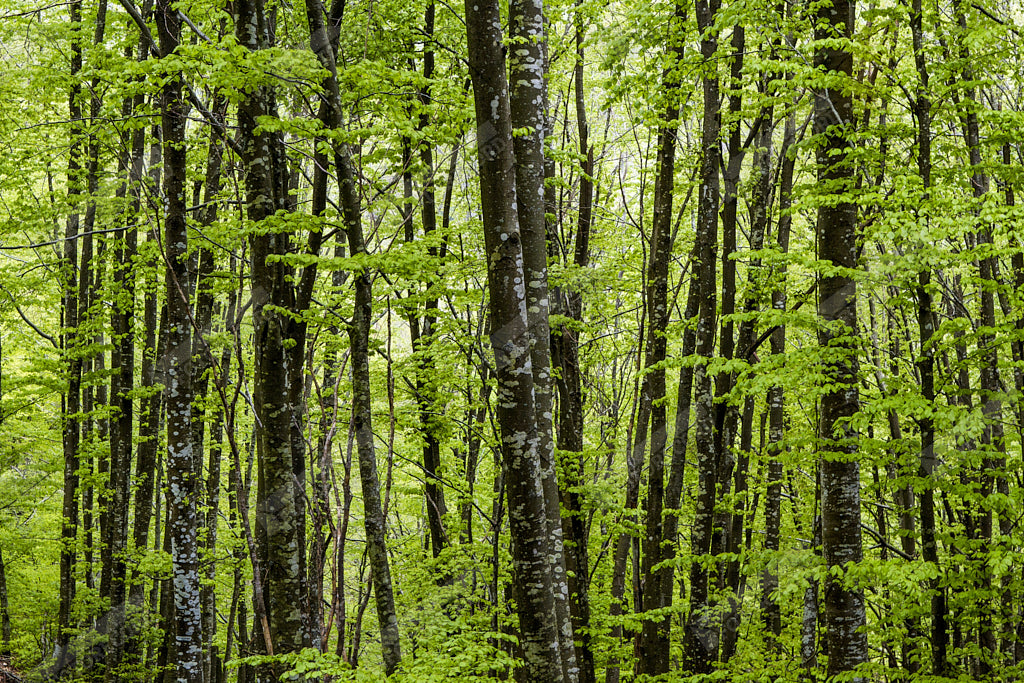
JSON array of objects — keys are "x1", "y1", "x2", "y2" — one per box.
[
  {"x1": 762, "y1": 99, "x2": 796, "y2": 650},
  {"x1": 814, "y1": 0, "x2": 868, "y2": 673},
  {"x1": 235, "y1": 0, "x2": 310, "y2": 661},
  {"x1": 508, "y1": 0, "x2": 578, "y2": 676},
  {"x1": 156, "y1": 0, "x2": 203, "y2": 678},
  {"x1": 683, "y1": 0, "x2": 721, "y2": 671},
  {"x1": 636, "y1": 4, "x2": 684, "y2": 668},
  {"x1": 465, "y1": 0, "x2": 567, "y2": 677},
  {"x1": 56, "y1": 0, "x2": 85, "y2": 667},
  {"x1": 551, "y1": 4, "x2": 595, "y2": 679},
  {"x1": 909, "y1": 0, "x2": 947, "y2": 670}
]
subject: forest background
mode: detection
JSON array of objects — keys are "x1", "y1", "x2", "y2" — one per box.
[{"x1": 0, "y1": 0, "x2": 1022, "y2": 679}]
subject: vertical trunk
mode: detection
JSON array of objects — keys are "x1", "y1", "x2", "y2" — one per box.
[
  {"x1": 130, "y1": 276, "x2": 163, "y2": 615},
  {"x1": 106, "y1": 53, "x2": 137, "y2": 683},
  {"x1": 155, "y1": 0, "x2": 203, "y2": 678},
  {"x1": 347, "y1": 268, "x2": 403, "y2": 675},
  {"x1": 305, "y1": 0, "x2": 348, "y2": 643},
  {"x1": 814, "y1": 0, "x2": 867, "y2": 673},
  {"x1": 636, "y1": 3, "x2": 684, "y2": 668},
  {"x1": 801, "y1": 514, "x2": 822, "y2": 671},
  {"x1": 712, "y1": 27, "x2": 746, "y2": 597},
  {"x1": 57, "y1": 0, "x2": 84, "y2": 667},
  {"x1": 909, "y1": 0, "x2": 946, "y2": 671},
  {"x1": 720, "y1": 96, "x2": 771, "y2": 663},
  {"x1": 683, "y1": 0, "x2": 721, "y2": 671},
  {"x1": 401, "y1": 5, "x2": 450, "y2": 561},
  {"x1": 657, "y1": 246, "x2": 700, "y2": 653},
  {"x1": 465, "y1": 0, "x2": 566, "y2": 678},
  {"x1": 762, "y1": 102, "x2": 796, "y2": 649},
  {"x1": 190, "y1": 93, "x2": 228, "y2": 682},
  {"x1": 954, "y1": 2, "x2": 1003, "y2": 672},
  {"x1": 552, "y1": 5, "x2": 595, "y2": 680},
  {"x1": 0, "y1": 348, "x2": 9, "y2": 655},
  {"x1": 305, "y1": 0, "x2": 404, "y2": 660},
  {"x1": 236, "y1": 0, "x2": 309, "y2": 660},
  {"x1": 606, "y1": 334, "x2": 646, "y2": 683},
  {"x1": 0, "y1": 543, "x2": 8, "y2": 656},
  {"x1": 507, "y1": 3, "x2": 577, "y2": 678}
]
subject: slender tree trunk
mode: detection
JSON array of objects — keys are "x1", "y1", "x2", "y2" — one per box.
[
  {"x1": 304, "y1": 0, "x2": 404, "y2": 662},
  {"x1": 0, "y1": 350, "x2": 9, "y2": 655},
  {"x1": 909, "y1": 0, "x2": 947, "y2": 670},
  {"x1": 57, "y1": 0, "x2": 84, "y2": 667},
  {"x1": 406, "y1": 1, "x2": 450, "y2": 561},
  {"x1": 551, "y1": 5, "x2": 595, "y2": 679},
  {"x1": 954, "y1": 3, "x2": 1005, "y2": 672},
  {"x1": 606, "y1": 333, "x2": 646, "y2": 683},
  {"x1": 762, "y1": 100, "x2": 795, "y2": 650},
  {"x1": 185, "y1": 90, "x2": 228, "y2": 682},
  {"x1": 637, "y1": 4, "x2": 684, "y2": 668}
]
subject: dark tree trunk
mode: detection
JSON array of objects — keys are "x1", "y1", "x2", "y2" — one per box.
[
  {"x1": 762, "y1": 100, "x2": 796, "y2": 650},
  {"x1": 909, "y1": 0, "x2": 947, "y2": 670},
  {"x1": 954, "y1": 2, "x2": 1005, "y2": 672},
  {"x1": 0, "y1": 349, "x2": 9, "y2": 655},
  {"x1": 636, "y1": 4, "x2": 684, "y2": 668},
  {"x1": 156, "y1": 0, "x2": 203, "y2": 678},
  {"x1": 304, "y1": 0, "x2": 405, "y2": 662},
  {"x1": 606, "y1": 330, "x2": 646, "y2": 683},
  {"x1": 187, "y1": 91, "x2": 228, "y2": 682},
  {"x1": 814, "y1": 0, "x2": 868, "y2": 673},
  {"x1": 683, "y1": 0, "x2": 721, "y2": 671},
  {"x1": 57, "y1": 0, "x2": 84, "y2": 667},
  {"x1": 235, "y1": 0, "x2": 310, "y2": 661},
  {"x1": 405, "y1": 1, "x2": 450, "y2": 561},
  {"x1": 551, "y1": 4, "x2": 595, "y2": 680},
  {"x1": 465, "y1": 0, "x2": 567, "y2": 678}
]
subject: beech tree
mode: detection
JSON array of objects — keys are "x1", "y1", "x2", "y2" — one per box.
[{"x1": 4, "y1": 0, "x2": 1024, "y2": 680}]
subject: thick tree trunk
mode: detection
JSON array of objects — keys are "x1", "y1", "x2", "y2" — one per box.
[
  {"x1": 814, "y1": 0, "x2": 868, "y2": 674},
  {"x1": 683, "y1": 0, "x2": 721, "y2": 671},
  {"x1": 156, "y1": 0, "x2": 203, "y2": 679},
  {"x1": 507, "y1": 4, "x2": 577, "y2": 678},
  {"x1": 235, "y1": 0, "x2": 310, "y2": 662},
  {"x1": 465, "y1": 0, "x2": 567, "y2": 678}
]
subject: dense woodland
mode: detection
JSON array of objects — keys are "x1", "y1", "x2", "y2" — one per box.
[{"x1": 1, "y1": 0, "x2": 1024, "y2": 678}]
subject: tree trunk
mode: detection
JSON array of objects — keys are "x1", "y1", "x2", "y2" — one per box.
[
  {"x1": 762, "y1": 98, "x2": 796, "y2": 650},
  {"x1": 465, "y1": 0, "x2": 567, "y2": 677},
  {"x1": 156, "y1": 0, "x2": 203, "y2": 678},
  {"x1": 683, "y1": 0, "x2": 721, "y2": 671},
  {"x1": 908, "y1": 0, "x2": 947, "y2": 670},
  {"x1": 56, "y1": 0, "x2": 85, "y2": 667},
  {"x1": 236, "y1": 0, "x2": 310, "y2": 661},
  {"x1": 636, "y1": 5, "x2": 683, "y2": 667},
  {"x1": 507, "y1": 2, "x2": 578, "y2": 678},
  {"x1": 814, "y1": 0, "x2": 868, "y2": 673},
  {"x1": 551, "y1": 5, "x2": 595, "y2": 679}
]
